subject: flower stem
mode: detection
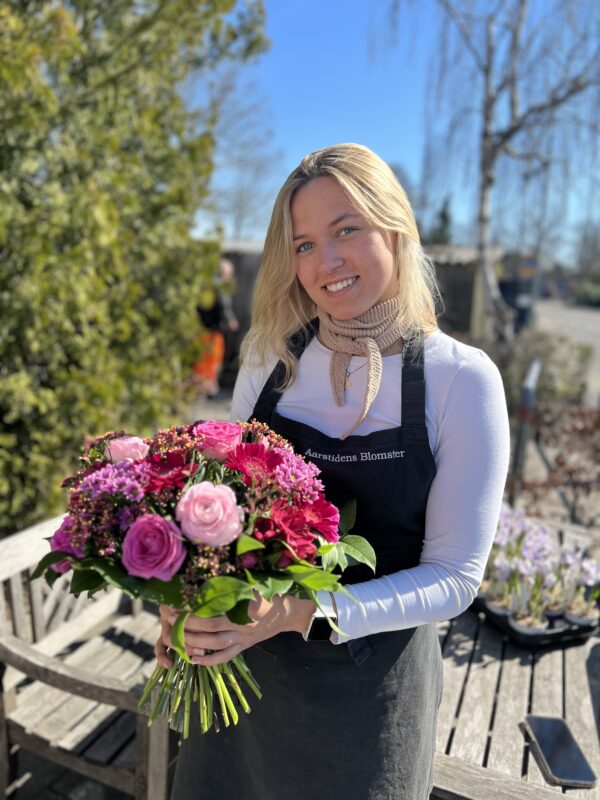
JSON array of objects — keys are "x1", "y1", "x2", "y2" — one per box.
[
  {"x1": 233, "y1": 655, "x2": 262, "y2": 699},
  {"x1": 223, "y1": 662, "x2": 251, "y2": 714},
  {"x1": 138, "y1": 662, "x2": 166, "y2": 711},
  {"x1": 208, "y1": 665, "x2": 230, "y2": 727}
]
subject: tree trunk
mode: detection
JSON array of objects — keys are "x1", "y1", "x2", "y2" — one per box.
[{"x1": 473, "y1": 17, "x2": 514, "y2": 341}]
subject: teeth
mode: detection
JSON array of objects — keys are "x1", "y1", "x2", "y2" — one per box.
[{"x1": 324, "y1": 277, "x2": 356, "y2": 293}]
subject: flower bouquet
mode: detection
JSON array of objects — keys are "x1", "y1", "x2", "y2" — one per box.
[{"x1": 32, "y1": 420, "x2": 375, "y2": 737}]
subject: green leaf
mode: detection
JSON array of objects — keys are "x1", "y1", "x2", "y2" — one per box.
[
  {"x1": 339, "y1": 535, "x2": 376, "y2": 573},
  {"x1": 250, "y1": 573, "x2": 294, "y2": 601},
  {"x1": 235, "y1": 533, "x2": 265, "y2": 556},
  {"x1": 70, "y1": 569, "x2": 107, "y2": 595},
  {"x1": 193, "y1": 577, "x2": 255, "y2": 618},
  {"x1": 171, "y1": 611, "x2": 191, "y2": 663},
  {"x1": 226, "y1": 599, "x2": 252, "y2": 625},
  {"x1": 317, "y1": 542, "x2": 348, "y2": 572},
  {"x1": 339, "y1": 499, "x2": 357, "y2": 535},
  {"x1": 75, "y1": 557, "x2": 184, "y2": 606},
  {"x1": 30, "y1": 550, "x2": 73, "y2": 581},
  {"x1": 285, "y1": 564, "x2": 343, "y2": 592}
]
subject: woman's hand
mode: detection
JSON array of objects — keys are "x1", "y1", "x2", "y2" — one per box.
[{"x1": 154, "y1": 594, "x2": 316, "y2": 668}]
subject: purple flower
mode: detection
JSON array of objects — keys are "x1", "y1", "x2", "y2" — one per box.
[
  {"x1": 273, "y1": 449, "x2": 324, "y2": 501},
  {"x1": 50, "y1": 516, "x2": 85, "y2": 573},
  {"x1": 580, "y1": 558, "x2": 600, "y2": 588},
  {"x1": 79, "y1": 461, "x2": 150, "y2": 502},
  {"x1": 122, "y1": 515, "x2": 186, "y2": 580},
  {"x1": 493, "y1": 553, "x2": 510, "y2": 580}
]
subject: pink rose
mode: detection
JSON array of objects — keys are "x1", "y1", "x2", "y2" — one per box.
[
  {"x1": 106, "y1": 436, "x2": 150, "y2": 462},
  {"x1": 176, "y1": 481, "x2": 243, "y2": 545},
  {"x1": 121, "y1": 514, "x2": 186, "y2": 581},
  {"x1": 192, "y1": 421, "x2": 244, "y2": 462},
  {"x1": 50, "y1": 516, "x2": 85, "y2": 573}
]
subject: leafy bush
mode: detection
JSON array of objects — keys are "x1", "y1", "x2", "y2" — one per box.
[
  {"x1": 462, "y1": 329, "x2": 592, "y2": 413},
  {"x1": 574, "y1": 281, "x2": 600, "y2": 308},
  {"x1": 0, "y1": 1, "x2": 266, "y2": 537}
]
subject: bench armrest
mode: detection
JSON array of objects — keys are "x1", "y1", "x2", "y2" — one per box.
[{"x1": 0, "y1": 633, "x2": 153, "y2": 713}]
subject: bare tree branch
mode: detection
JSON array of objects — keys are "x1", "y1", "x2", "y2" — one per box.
[{"x1": 435, "y1": 0, "x2": 487, "y2": 74}]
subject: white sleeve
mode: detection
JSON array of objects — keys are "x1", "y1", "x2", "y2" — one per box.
[
  {"x1": 323, "y1": 354, "x2": 510, "y2": 643},
  {"x1": 229, "y1": 353, "x2": 277, "y2": 424}
]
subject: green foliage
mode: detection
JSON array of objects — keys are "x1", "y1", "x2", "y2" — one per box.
[
  {"x1": 468, "y1": 329, "x2": 592, "y2": 413},
  {"x1": 0, "y1": 1, "x2": 267, "y2": 537},
  {"x1": 574, "y1": 281, "x2": 600, "y2": 308}
]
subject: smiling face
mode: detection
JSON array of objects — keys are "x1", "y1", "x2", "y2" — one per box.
[{"x1": 290, "y1": 176, "x2": 398, "y2": 320}]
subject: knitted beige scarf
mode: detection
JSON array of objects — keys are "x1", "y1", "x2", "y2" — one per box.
[{"x1": 317, "y1": 296, "x2": 404, "y2": 439}]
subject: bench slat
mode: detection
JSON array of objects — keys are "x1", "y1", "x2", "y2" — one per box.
[
  {"x1": 7, "y1": 721, "x2": 135, "y2": 795},
  {"x1": 527, "y1": 647, "x2": 563, "y2": 790},
  {"x1": 564, "y1": 634, "x2": 600, "y2": 800},
  {"x1": 8, "y1": 575, "x2": 31, "y2": 642},
  {"x1": 450, "y1": 621, "x2": 503, "y2": 766},
  {"x1": 486, "y1": 642, "x2": 531, "y2": 778},
  {"x1": 437, "y1": 612, "x2": 479, "y2": 754},
  {"x1": 0, "y1": 517, "x2": 64, "y2": 582},
  {"x1": 432, "y1": 752, "x2": 576, "y2": 800}
]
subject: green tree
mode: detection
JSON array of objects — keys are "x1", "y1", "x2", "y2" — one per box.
[{"x1": 0, "y1": 1, "x2": 267, "y2": 537}]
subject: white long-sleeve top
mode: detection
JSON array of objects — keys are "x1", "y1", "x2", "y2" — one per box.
[{"x1": 230, "y1": 329, "x2": 510, "y2": 643}]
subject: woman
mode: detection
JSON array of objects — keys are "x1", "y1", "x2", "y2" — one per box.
[{"x1": 157, "y1": 143, "x2": 510, "y2": 800}]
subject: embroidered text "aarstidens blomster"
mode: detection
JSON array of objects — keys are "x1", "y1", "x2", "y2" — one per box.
[{"x1": 305, "y1": 448, "x2": 405, "y2": 463}]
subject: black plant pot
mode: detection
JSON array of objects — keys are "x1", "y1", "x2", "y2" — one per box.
[{"x1": 564, "y1": 610, "x2": 599, "y2": 631}]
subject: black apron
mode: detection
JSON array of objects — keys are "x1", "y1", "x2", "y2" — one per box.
[{"x1": 171, "y1": 326, "x2": 442, "y2": 800}]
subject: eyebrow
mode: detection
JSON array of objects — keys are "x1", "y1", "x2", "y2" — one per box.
[{"x1": 292, "y1": 212, "x2": 361, "y2": 242}]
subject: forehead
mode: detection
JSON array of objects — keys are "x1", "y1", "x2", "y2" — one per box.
[{"x1": 290, "y1": 176, "x2": 358, "y2": 229}]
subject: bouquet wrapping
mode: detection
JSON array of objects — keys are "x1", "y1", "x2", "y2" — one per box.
[{"x1": 33, "y1": 419, "x2": 375, "y2": 737}]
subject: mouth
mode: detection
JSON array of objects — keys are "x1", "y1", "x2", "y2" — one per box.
[{"x1": 323, "y1": 276, "x2": 358, "y2": 293}]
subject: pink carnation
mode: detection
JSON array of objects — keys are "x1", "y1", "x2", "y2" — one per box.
[
  {"x1": 122, "y1": 514, "x2": 186, "y2": 581},
  {"x1": 106, "y1": 436, "x2": 150, "y2": 462},
  {"x1": 192, "y1": 421, "x2": 244, "y2": 462},
  {"x1": 300, "y1": 496, "x2": 340, "y2": 542},
  {"x1": 50, "y1": 516, "x2": 85, "y2": 573},
  {"x1": 225, "y1": 443, "x2": 284, "y2": 484},
  {"x1": 176, "y1": 482, "x2": 243, "y2": 545}
]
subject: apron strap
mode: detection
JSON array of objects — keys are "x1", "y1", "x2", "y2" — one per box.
[
  {"x1": 401, "y1": 331, "x2": 426, "y2": 428},
  {"x1": 250, "y1": 320, "x2": 319, "y2": 424},
  {"x1": 251, "y1": 323, "x2": 427, "y2": 430}
]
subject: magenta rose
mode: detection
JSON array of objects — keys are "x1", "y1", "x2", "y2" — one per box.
[
  {"x1": 176, "y1": 481, "x2": 243, "y2": 545},
  {"x1": 121, "y1": 514, "x2": 186, "y2": 580},
  {"x1": 106, "y1": 435, "x2": 150, "y2": 462},
  {"x1": 50, "y1": 516, "x2": 85, "y2": 573},
  {"x1": 192, "y1": 421, "x2": 244, "y2": 462}
]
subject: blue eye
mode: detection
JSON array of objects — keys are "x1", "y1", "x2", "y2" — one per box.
[
  {"x1": 339, "y1": 226, "x2": 358, "y2": 237},
  {"x1": 296, "y1": 242, "x2": 313, "y2": 253}
]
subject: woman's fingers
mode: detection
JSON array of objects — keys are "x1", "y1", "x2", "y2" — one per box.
[
  {"x1": 191, "y1": 643, "x2": 242, "y2": 667},
  {"x1": 154, "y1": 634, "x2": 174, "y2": 669},
  {"x1": 183, "y1": 630, "x2": 234, "y2": 655}
]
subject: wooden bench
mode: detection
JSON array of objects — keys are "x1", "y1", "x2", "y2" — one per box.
[
  {"x1": 2, "y1": 516, "x2": 598, "y2": 800},
  {"x1": 0, "y1": 516, "x2": 170, "y2": 799},
  {"x1": 432, "y1": 610, "x2": 600, "y2": 800}
]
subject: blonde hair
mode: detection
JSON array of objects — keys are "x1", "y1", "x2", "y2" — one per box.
[{"x1": 243, "y1": 143, "x2": 440, "y2": 385}]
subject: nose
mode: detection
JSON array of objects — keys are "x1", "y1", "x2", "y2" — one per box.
[{"x1": 320, "y1": 241, "x2": 344, "y2": 272}]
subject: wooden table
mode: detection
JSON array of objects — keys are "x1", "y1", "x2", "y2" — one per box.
[{"x1": 432, "y1": 610, "x2": 600, "y2": 800}]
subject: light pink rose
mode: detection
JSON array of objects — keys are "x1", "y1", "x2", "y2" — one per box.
[
  {"x1": 192, "y1": 421, "x2": 244, "y2": 462},
  {"x1": 176, "y1": 481, "x2": 243, "y2": 545},
  {"x1": 106, "y1": 436, "x2": 150, "y2": 462},
  {"x1": 121, "y1": 514, "x2": 186, "y2": 581}
]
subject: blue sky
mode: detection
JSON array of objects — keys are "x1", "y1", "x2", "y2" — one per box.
[
  {"x1": 244, "y1": 2, "x2": 434, "y2": 190},
  {"x1": 197, "y1": 0, "x2": 598, "y2": 262}
]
